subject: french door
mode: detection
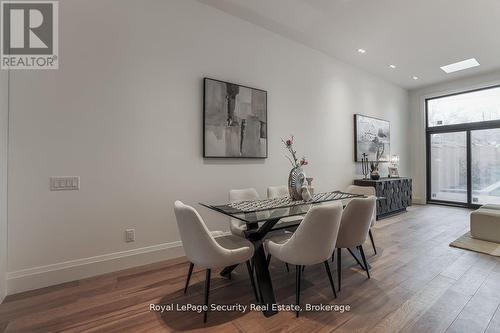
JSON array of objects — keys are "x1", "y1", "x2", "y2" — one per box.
[
  {"x1": 426, "y1": 85, "x2": 500, "y2": 208},
  {"x1": 471, "y1": 128, "x2": 500, "y2": 205},
  {"x1": 428, "y1": 131, "x2": 467, "y2": 204}
]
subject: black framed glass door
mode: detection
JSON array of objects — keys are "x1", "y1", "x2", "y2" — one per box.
[
  {"x1": 426, "y1": 84, "x2": 500, "y2": 208},
  {"x1": 428, "y1": 131, "x2": 467, "y2": 204},
  {"x1": 471, "y1": 128, "x2": 500, "y2": 205}
]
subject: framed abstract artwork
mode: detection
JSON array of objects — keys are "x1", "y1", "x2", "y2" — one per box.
[
  {"x1": 354, "y1": 114, "x2": 390, "y2": 162},
  {"x1": 203, "y1": 78, "x2": 267, "y2": 158}
]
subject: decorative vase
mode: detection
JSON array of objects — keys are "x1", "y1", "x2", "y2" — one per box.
[
  {"x1": 370, "y1": 169, "x2": 380, "y2": 180},
  {"x1": 288, "y1": 167, "x2": 306, "y2": 200}
]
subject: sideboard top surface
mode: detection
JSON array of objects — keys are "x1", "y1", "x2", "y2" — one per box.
[{"x1": 354, "y1": 177, "x2": 411, "y2": 184}]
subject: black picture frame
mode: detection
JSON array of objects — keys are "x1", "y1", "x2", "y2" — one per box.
[
  {"x1": 203, "y1": 77, "x2": 268, "y2": 159},
  {"x1": 354, "y1": 114, "x2": 391, "y2": 162}
]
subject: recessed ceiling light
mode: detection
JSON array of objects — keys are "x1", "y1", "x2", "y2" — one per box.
[
  {"x1": 440, "y1": 58, "x2": 480, "y2": 74},
  {"x1": 389, "y1": 64, "x2": 397, "y2": 69},
  {"x1": 412, "y1": 76, "x2": 419, "y2": 80},
  {"x1": 357, "y1": 48, "x2": 366, "y2": 54}
]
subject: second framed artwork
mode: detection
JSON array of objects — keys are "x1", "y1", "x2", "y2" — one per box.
[
  {"x1": 354, "y1": 114, "x2": 390, "y2": 162},
  {"x1": 203, "y1": 78, "x2": 267, "y2": 158}
]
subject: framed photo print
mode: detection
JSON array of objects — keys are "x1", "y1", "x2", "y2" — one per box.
[
  {"x1": 354, "y1": 114, "x2": 390, "y2": 162},
  {"x1": 388, "y1": 166, "x2": 399, "y2": 178}
]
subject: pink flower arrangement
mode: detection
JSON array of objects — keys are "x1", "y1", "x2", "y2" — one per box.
[{"x1": 281, "y1": 135, "x2": 308, "y2": 168}]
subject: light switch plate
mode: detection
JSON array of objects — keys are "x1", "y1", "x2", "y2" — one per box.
[{"x1": 50, "y1": 176, "x2": 80, "y2": 191}]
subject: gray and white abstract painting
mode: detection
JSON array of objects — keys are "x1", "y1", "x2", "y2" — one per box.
[
  {"x1": 355, "y1": 114, "x2": 390, "y2": 162},
  {"x1": 204, "y1": 78, "x2": 267, "y2": 158}
]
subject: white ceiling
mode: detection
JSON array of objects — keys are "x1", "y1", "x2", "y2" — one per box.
[{"x1": 198, "y1": 0, "x2": 500, "y2": 89}]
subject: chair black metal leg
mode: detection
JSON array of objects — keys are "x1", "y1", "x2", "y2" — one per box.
[
  {"x1": 295, "y1": 265, "x2": 302, "y2": 317},
  {"x1": 369, "y1": 229, "x2": 377, "y2": 255},
  {"x1": 285, "y1": 263, "x2": 290, "y2": 272},
  {"x1": 302, "y1": 265, "x2": 305, "y2": 273},
  {"x1": 347, "y1": 247, "x2": 366, "y2": 270},
  {"x1": 184, "y1": 262, "x2": 194, "y2": 294},
  {"x1": 246, "y1": 260, "x2": 259, "y2": 303},
  {"x1": 323, "y1": 261, "x2": 337, "y2": 298},
  {"x1": 203, "y1": 269, "x2": 211, "y2": 323},
  {"x1": 358, "y1": 245, "x2": 370, "y2": 279},
  {"x1": 332, "y1": 248, "x2": 335, "y2": 262},
  {"x1": 337, "y1": 248, "x2": 342, "y2": 291},
  {"x1": 266, "y1": 254, "x2": 271, "y2": 266}
]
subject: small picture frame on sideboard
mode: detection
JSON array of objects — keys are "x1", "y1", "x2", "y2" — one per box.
[{"x1": 388, "y1": 166, "x2": 399, "y2": 178}]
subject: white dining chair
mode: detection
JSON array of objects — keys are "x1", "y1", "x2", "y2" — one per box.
[
  {"x1": 265, "y1": 202, "x2": 343, "y2": 317},
  {"x1": 265, "y1": 185, "x2": 304, "y2": 271},
  {"x1": 335, "y1": 196, "x2": 376, "y2": 291},
  {"x1": 174, "y1": 200, "x2": 258, "y2": 323},
  {"x1": 267, "y1": 185, "x2": 289, "y2": 199},
  {"x1": 230, "y1": 187, "x2": 296, "y2": 236},
  {"x1": 229, "y1": 188, "x2": 261, "y2": 237},
  {"x1": 267, "y1": 186, "x2": 305, "y2": 229},
  {"x1": 345, "y1": 185, "x2": 377, "y2": 254}
]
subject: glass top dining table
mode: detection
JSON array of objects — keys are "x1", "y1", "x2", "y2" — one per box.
[
  {"x1": 200, "y1": 190, "x2": 364, "y2": 225},
  {"x1": 199, "y1": 190, "x2": 366, "y2": 317}
]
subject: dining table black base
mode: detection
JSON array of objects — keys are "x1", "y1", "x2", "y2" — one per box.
[
  {"x1": 247, "y1": 218, "x2": 280, "y2": 317},
  {"x1": 219, "y1": 218, "x2": 281, "y2": 317},
  {"x1": 219, "y1": 264, "x2": 238, "y2": 279}
]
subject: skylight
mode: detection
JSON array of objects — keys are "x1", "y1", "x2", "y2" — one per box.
[{"x1": 440, "y1": 58, "x2": 480, "y2": 74}]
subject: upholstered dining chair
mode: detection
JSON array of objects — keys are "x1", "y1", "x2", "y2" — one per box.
[
  {"x1": 174, "y1": 201, "x2": 258, "y2": 323},
  {"x1": 267, "y1": 185, "x2": 289, "y2": 199},
  {"x1": 345, "y1": 185, "x2": 377, "y2": 254},
  {"x1": 265, "y1": 202, "x2": 343, "y2": 317},
  {"x1": 230, "y1": 187, "x2": 298, "y2": 236},
  {"x1": 230, "y1": 187, "x2": 293, "y2": 272},
  {"x1": 265, "y1": 185, "x2": 304, "y2": 271},
  {"x1": 267, "y1": 185, "x2": 305, "y2": 229},
  {"x1": 335, "y1": 196, "x2": 376, "y2": 291},
  {"x1": 229, "y1": 188, "x2": 260, "y2": 237}
]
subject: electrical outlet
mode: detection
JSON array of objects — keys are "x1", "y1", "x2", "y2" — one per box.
[
  {"x1": 125, "y1": 229, "x2": 135, "y2": 242},
  {"x1": 50, "y1": 176, "x2": 80, "y2": 191}
]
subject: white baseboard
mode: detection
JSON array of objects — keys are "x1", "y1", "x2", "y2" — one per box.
[
  {"x1": 6, "y1": 231, "x2": 229, "y2": 295},
  {"x1": 413, "y1": 197, "x2": 425, "y2": 205}
]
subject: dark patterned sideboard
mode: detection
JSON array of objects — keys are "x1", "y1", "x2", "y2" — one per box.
[{"x1": 353, "y1": 177, "x2": 412, "y2": 219}]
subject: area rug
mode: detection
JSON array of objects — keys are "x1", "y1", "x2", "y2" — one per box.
[{"x1": 450, "y1": 232, "x2": 500, "y2": 257}]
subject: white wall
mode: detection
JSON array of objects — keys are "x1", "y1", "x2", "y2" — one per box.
[
  {"x1": 409, "y1": 70, "x2": 500, "y2": 204},
  {"x1": 7, "y1": 0, "x2": 409, "y2": 293},
  {"x1": 0, "y1": 69, "x2": 8, "y2": 302}
]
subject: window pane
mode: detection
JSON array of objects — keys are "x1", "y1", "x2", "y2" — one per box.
[
  {"x1": 471, "y1": 128, "x2": 500, "y2": 205},
  {"x1": 430, "y1": 132, "x2": 467, "y2": 203},
  {"x1": 428, "y1": 86, "x2": 500, "y2": 127}
]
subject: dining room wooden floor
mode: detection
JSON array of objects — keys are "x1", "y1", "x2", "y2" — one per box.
[{"x1": 2, "y1": 204, "x2": 500, "y2": 333}]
